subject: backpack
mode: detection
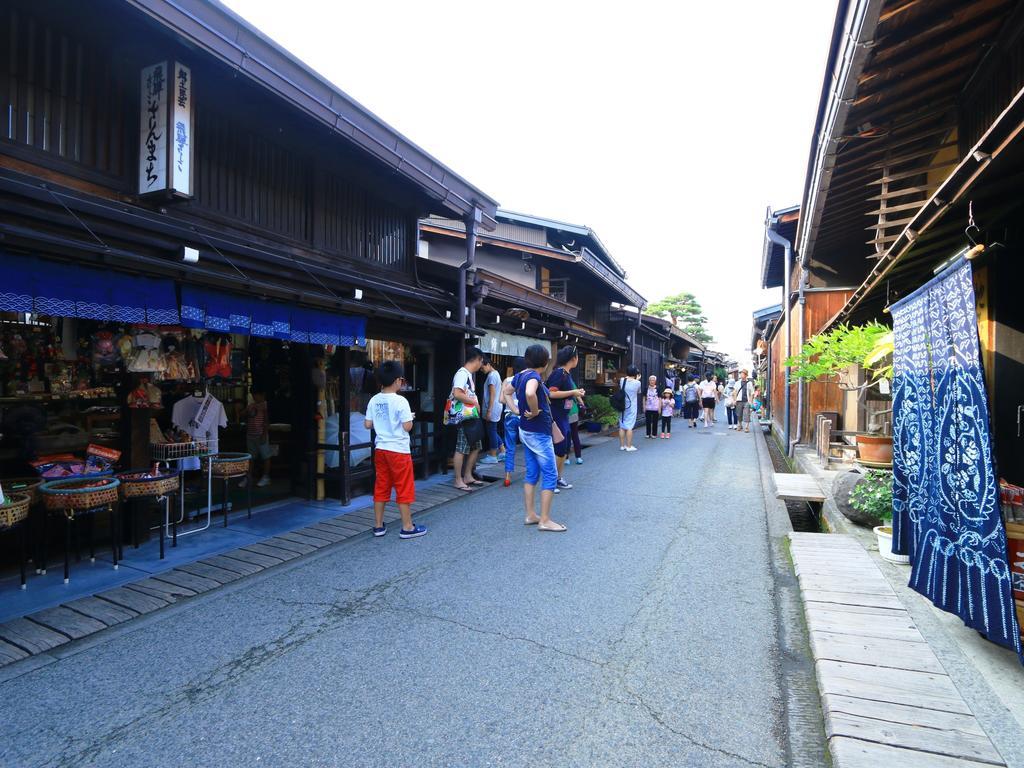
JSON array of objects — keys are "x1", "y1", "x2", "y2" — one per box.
[
  {"x1": 610, "y1": 378, "x2": 628, "y2": 412},
  {"x1": 684, "y1": 384, "x2": 699, "y2": 403}
]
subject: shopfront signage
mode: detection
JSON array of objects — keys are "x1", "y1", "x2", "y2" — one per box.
[
  {"x1": 585, "y1": 354, "x2": 599, "y2": 380},
  {"x1": 138, "y1": 61, "x2": 193, "y2": 198}
]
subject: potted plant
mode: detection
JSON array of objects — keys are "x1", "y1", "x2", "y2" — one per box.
[
  {"x1": 582, "y1": 394, "x2": 619, "y2": 433},
  {"x1": 785, "y1": 322, "x2": 894, "y2": 463},
  {"x1": 849, "y1": 469, "x2": 908, "y2": 563}
]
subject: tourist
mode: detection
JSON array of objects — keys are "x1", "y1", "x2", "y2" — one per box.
[
  {"x1": 566, "y1": 367, "x2": 585, "y2": 465},
  {"x1": 515, "y1": 344, "x2": 565, "y2": 532},
  {"x1": 618, "y1": 365, "x2": 642, "y2": 451},
  {"x1": 478, "y1": 356, "x2": 504, "y2": 465},
  {"x1": 682, "y1": 375, "x2": 700, "y2": 428},
  {"x1": 501, "y1": 356, "x2": 526, "y2": 487},
  {"x1": 244, "y1": 387, "x2": 272, "y2": 488},
  {"x1": 449, "y1": 347, "x2": 484, "y2": 491},
  {"x1": 660, "y1": 388, "x2": 674, "y2": 438},
  {"x1": 734, "y1": 368, "x2": 756, "y2": 433},
  {"x1": 724, "y1": 370, "x2": 739, "y2": 430},
  {"x1": 643, "y1": 375, "x2": 660, "y2": 439},
  {"x1": 546, "y1": 345, "x2": 585, "y2": 491},
  {"x1": 699, "y1": 373, "x2": 718, "y2": 427},
  {"x1": 364, "y1": 361, "x2": 426, "y2": 539}
]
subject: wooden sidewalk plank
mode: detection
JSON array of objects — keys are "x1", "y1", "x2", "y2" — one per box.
[
  {"x1": 806, "y1": 613, "x2": 924, "y2": 643},
  {"x1": 302, "y1": 523, "x2": 351, "y2": 541},
  {"x1": 828, "y1": 711, "x2": 1003, "y2": 764},
  {"x1": 317, "y1": 518, "x2": 366, "y2": 534},
  {"x1": 816, "y1": 660, "x2": 971, "y2": 714},
  {"x1": 802, "y1": 589, "x2": 904, "y2": 610},
  {"x1": 275, "y1": 530, "x2": 333, "y2": 548},
  {"x1": 242, "y1": 542, "x2": 300, "y2": 562},
  {"x1": 805, "y1": 601, "x2": 905, "y2": 617},
  {"x1": 219, "y1": 548, "x2": 282, "y2": 569},
  {"x1": 28, "y1": 606, "x2": 107, "y2": 639},
  {"x1": 824, "y1": 694, "x2": 986, "y2": 737},
  {"x1": 797, "y1": 575, "x2": 896, "y2": 595},
  {"x1": 0, "y1": 638, "x2": 29, "y2": 665},
  {"x1": 201, "y1": 554, "x2": 263, "y2": 576},
  {"x1": 809, "y1": 630, "x2": 943, "y2": 674},
  {"x1": 830, "y1": 736, "x2": 1001, "y2": 767},
  {"x1": 63, "y1": 596, "x2": 138, "y2": 626},
  {"x1": 263, "y1": 536, "x2": 317, "y2": 555},
  {"x1": 176, "y1": 561, "x2": 243, "y2": 584},
  {"x1": 98, "y1": 586, "x2": 168, "y2": 614},
  {"x1": 152, "y1": 569, "x2": 221, "y2": 594},
  {"x1": 126, "y1": 578, "x2": 196, "y2": 603},
  {"x1": 0, "y1": 617, "x2": 70, "y2": 654}
]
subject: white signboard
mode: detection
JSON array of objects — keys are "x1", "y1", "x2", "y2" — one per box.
[
  {"x1": 138, "y1": 61, "x2": 193, "y2": 197},
  {"x1": 171, "y1": 62, "x2": 193, "y2": 195}
]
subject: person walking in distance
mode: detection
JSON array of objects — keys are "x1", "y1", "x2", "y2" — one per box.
[
  {"x1": 450, "y1": 347, "x2": 484, "y2": 492},
  {"x1": 682, "y1": 374, "x2": 700, "y2": 428},
  {"x1": 734, "y1": 369, "x2": 756, "y2": 433},
  {"x1": 365, "y1": 361, "x2": 426, "y2": 539},
  {"x1": 699, "y1": 373, "x2": 718, "y2": 428},
  {"x1": 643, "y1": 375, "x2": 661, "y2": 439},
  {"x1": 618, "y1": 365, "x2": 642, "y2": 451},
  {"x1": 501, "y1": 356, "x2": 526, "y2": 487},
  {"x1": 660, "y1": 388, "x2": 675, "y2": 438},
  {"x1": 724, "y1": 370, "x2": 739, "y2": 430},
  {"x1": 546, "y1": 346, "x2": 585, "y2": 492},
  {"x1": 515, "y1": 344, "x2": 565, "y2": 532},
  {"x1": 566, "y1": 368, "x2": 585, "y2": 465},
  {"x1": 478, "y1": 356, "x2": 503, "y2": 466}
]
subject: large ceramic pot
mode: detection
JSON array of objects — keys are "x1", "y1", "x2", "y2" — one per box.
[
  {"x1": 857, "y1": 434, "x2": 893, "y2": 464},
  {"x1": 873, "y1": 525, "x2": 910, "y2": 564}
]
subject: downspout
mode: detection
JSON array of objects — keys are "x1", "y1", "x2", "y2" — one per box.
[
  {"x1": 795, "y1": 264, "x2": 808, "y2": 452},
  {"x1": 459, "y1": 208, "x2": 481, "y2": 334},
  {"x1": 765, "y1": 226, "x2": 794, "y2": 454}
]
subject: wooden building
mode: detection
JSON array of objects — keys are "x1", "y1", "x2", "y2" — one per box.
[
  {"x1": 0, "y1": 0, "x2": 498, "y2": 502},
  {"x1": 417, "y1": 211, "x2": 646, "y2": 391}
]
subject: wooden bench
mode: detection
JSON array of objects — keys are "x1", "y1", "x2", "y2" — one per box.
[{"x1": 774, "y1": 472, "x2": 825, "y2": 527}]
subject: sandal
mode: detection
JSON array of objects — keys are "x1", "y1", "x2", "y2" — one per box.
[
  {"x1": 467, "y1": 479, "x2": 485, "y2": 486},
  {"x1": 454, "y1": 484, "x2": 475, "y2": 492},
  {"x1": 524, "y1": 517, "x2": 540, "y2": 526},
  {"x1": 538, "y1": 521, "x2": 567, "y2": 532}
]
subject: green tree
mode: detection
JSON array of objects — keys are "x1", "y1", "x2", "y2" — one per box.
[{"x1": 648, "y1": 291, "x2": 713, "y2": 344}]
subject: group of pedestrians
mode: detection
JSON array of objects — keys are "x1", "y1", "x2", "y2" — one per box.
[{"x1": 365, "y1": 348, "x2": 764, "y2": 540}]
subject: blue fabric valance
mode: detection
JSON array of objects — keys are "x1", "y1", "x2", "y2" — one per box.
[
  {"x1": 180, "y1": 285, "x2": 364, "y2": 346},
  {"x1": 0, "y1": 253, "x2": 179, "y2": 324}
]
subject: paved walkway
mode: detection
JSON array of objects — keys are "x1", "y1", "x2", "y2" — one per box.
[{"x1": 0, "y1": 417, "x2": 802, "y2": 767}]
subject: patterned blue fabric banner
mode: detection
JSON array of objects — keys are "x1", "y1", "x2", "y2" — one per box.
[
  {"x1": 891, "y1": 257, "x2": 1020, "y2": 655},
  {"x1": 180, "y1": 285, "x2": 364, "y2": 346},
  {"x1": 0, "y1": 252, "x2": 179, "y2": 324}
]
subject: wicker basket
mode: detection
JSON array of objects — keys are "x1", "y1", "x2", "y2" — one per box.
[
  {"x1": 1, "y1": 477, "x2": 43, "y2": 503},
  {"x1": 204, "y1": 453, "x2": 251, "y2": 478},
  {"x1": 117, "y1": 469, "x2": 181, "y2": 499},
  {"x1": 0, "y1": 493, "x2": 31, "y2": 530},
  {"x1": 41, "y1": 477, "x2": 121, "y2": 511}
]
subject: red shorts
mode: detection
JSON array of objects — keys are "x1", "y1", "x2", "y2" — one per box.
[{"x1": 374, "y1": 450, "x2": 415, "y2": 504}]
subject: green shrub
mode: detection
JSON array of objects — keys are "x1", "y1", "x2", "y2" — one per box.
[
  {"x1": 849, "y1": 469, "x2": 893, "y2": 523},
  {"x1": 585, "y1": 394, "x2": 620, "y2": 428}
]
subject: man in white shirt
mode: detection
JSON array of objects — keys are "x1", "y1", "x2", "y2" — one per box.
[
  {"x1": 479, "y1": 356, "x2": 504, "y2": 465},
  {"x1": 451, "y1": 347, "x2": 484, "y2": 491},
  {"x1": 734, "y1": 369, "x2": 757, "y2": 433},
  {"x1": 698, "y1": 374, "x2": 718, "y2": 428}
]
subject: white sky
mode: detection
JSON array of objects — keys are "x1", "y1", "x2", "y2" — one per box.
[{"x1": 223, "y1": 0, "x2": 838, "y2": 362}]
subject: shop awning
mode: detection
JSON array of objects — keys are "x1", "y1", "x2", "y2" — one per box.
[
  {"x1": 480, "y1": 330, "x2": 547, "y2": 357},
  {"x1": 180, "y1": 286, "x2": 365, "y2": 346},
  {"x1": 1, "y1": 252, "x2": 179, "y2": 324}
]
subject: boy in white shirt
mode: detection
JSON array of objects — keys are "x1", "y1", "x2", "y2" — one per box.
[{"x1": 364, "y1": 361, "x2": 426, "y2": 539}]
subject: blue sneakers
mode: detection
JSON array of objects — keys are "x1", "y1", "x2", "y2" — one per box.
[
  {"x1": 399, "y1": 525, "x2": 428, "y2": 539},
  {"x1": 373, "y1": 526, "x2": 387, "y2": 537}
]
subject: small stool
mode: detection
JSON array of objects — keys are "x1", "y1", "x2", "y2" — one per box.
[
  {"x1": 118, "y1": 470, "x2": 181, "y2": 560},
  {"x1": 40, "y1": 477, "x2": 121, "y2": 584},
  {"x1": 0, "y1": 493, "x2": 31, "y2": 589},
  {"x1": 205, "y1": 454, "x2": 252, "y2": 527}
]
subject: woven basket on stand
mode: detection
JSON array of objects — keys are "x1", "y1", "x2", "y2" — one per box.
[
  {"x1": 204, "y1": 453, "x2": 251, "y2": 478},
  {"x1": 41, "y1": 477, "x2": 121, "y2": 512},
  {"x1": 0, "y1": 493, "x2": 31, "y2": 530},
  {"x1": 2, "y1": 477, "x2": 43, "y2": 503},
  {"x1": 117, "y1": 469, "x2": 181, "y2": 499}
]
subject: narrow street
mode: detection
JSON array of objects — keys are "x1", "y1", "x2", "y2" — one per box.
[{"x1": 0, "y1": 415, "x2": 799, "y2": 768}]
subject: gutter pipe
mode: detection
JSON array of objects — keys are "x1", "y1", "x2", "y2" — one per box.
[
  {"x1": 459, "y1": 209, "x2": 481, "y2": 335},
  {"x1": 766, "y1": 225, "x2": 794, "y2": 454}
]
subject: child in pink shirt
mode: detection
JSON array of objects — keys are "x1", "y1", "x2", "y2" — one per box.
[{"x1": 660, "y1": 389, "x2": 675, "y2": 439}]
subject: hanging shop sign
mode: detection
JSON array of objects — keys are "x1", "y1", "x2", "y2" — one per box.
[
  {"x1": 138, "y1": 61, "x2": 193, "y2": 198},
  {"x1": 584, "y1": 354, "x2": 599, "y2": 380}
]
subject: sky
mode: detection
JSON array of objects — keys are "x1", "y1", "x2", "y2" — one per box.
[{"x1": 223, "y1": 0, "x2": 838, "y2": 363}]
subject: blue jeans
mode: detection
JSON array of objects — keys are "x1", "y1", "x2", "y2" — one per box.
[
  {"x1": 504, "y1": 414, "x2": 520, "y2": 473},
  {"x1": 519, "y1": 429, "x2": 558, "y2": 491},
  {"x1": 485, "y1": 419, "x2": 501, "y2": 453}
]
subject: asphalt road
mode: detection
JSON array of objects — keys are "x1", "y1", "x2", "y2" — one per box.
[{"x1": 0, "y1": 415, "x2": 792, "y2": 768}]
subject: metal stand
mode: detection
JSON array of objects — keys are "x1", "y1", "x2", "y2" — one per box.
[{"x1": 151, "y1": 440, "x2": 215, "y2": 540}]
